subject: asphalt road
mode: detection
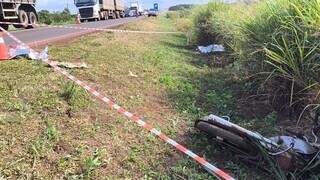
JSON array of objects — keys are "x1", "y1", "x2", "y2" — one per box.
[{"x1": 4, "y1": 17, "x2": 143, "y2": 47}]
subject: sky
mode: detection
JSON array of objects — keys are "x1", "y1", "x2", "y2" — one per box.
[{"x1": 36, "y1": 0, "x2": 212, "y2": 13}]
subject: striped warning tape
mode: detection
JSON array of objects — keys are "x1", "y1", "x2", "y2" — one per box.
[
  {"x1": 0, "y1": 26, "x2": 235, "y2": 180},
  {"x1": 0, "y1": 21, "x2": 183, "y2": 34}
]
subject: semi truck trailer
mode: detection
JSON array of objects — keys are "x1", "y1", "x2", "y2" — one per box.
[
  {"x1": 0, "y1": 0, "x2": 38, "y2": 30},
  {"x1": 74, "y1": 0, "x2": 125, "y2": 22}
]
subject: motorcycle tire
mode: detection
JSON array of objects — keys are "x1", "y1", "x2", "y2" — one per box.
[{"x1": 195, "y1": 120, "x2": 253, "y2": 153}]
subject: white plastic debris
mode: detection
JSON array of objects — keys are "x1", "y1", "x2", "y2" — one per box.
[
  {"x1": 9, "y1": 45, "x2": 29, "y2": 58},
  {"x1": 9, "y1": 45, "x2": 48, "y2": 60},
  {"x1": 198, "y1": 44, "x2": 225, "y2": 54},
  {"x1": 30, "y1": 47, "x2": 48, "y2": 60},
  {"x1": 9, "y1": 46, "x2": 87, "y2": 69}
]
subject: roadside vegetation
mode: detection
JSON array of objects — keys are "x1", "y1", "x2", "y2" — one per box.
[
  {"x1": 167, "y1": 0, "x2": 320, "y2": 179},
  {"x1": 1, "y1": 0, "x2": 320, "y2": 179},
  {"x1": 171, "y1": 0, "x2": 320, "y2": 118},
  {"x1": 1, "y1": 17, "x2": 251, "y2": 179},
  {"x1": 168, "y1": 4, "x2": 194, "y2": 11},
  {"x1": 38, "y1": 8, "x2": 75, "y2": 25}
]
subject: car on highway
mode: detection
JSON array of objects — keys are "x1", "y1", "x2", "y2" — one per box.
[{"x1": 148, "y1": 9, "x2": 158, "y2": 17}]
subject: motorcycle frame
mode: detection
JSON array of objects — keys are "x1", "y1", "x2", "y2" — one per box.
[{"x1": 205, "y1": 115, "x2": 281, "y2": 149}]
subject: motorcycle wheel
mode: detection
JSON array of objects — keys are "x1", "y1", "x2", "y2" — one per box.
[{"x1": 195, "y1": 120, "x2": 253, "y2": 153}]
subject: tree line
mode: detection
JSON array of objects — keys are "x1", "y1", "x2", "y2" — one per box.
[{"x1": 38, "y1": 8, "x2": 75, "y2": 25}]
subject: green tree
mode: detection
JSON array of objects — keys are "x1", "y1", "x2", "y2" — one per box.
[
  {"x1": 38, "y1": 10, "x2": 52, "y2": 24},
  {"x1": 38, "y1": 8, "x2": 74, "y2": 25}
]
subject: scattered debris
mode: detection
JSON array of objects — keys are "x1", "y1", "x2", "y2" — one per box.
[
  {"x1": 198, "y1": 44, "x2": 225, "y2": 54},
  {"x1": 30, "y1": 48, "x2": 48, "y2": 61},
  {"x1": 9, "y1": 46, "x2": 86, "y2": 69},
  {"x1": 129, "y1": 71, "x2": 138, "y2": 78},
  {"x1": 9, "y1": 45, "x2": 48, "y2": 60},
  {"x1": 50, "y1": 61, "x2": 88, "y2": 69}
]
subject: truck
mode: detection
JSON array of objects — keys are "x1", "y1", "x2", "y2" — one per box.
[
  {"x1": 74, "y1": 0, "x2": 125, "y2": 22},
  {"x1": 0, "y1": 0, "x2": 38, "y2": 30},
  {"x1": 129, "y1": 1, "x2": 143, "y2": 16}
]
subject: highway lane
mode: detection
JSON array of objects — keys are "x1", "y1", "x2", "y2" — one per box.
[{"x1": 4, "y1": 17, "x2": 143, "y2": 47}]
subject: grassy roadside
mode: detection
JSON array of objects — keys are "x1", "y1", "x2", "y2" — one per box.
[
  {"x1": 0, "y1": 17, "x2": 269, "y2": 179},
  {"x1": 166, "y1": 1, "x2": 320, "y2": 178}
]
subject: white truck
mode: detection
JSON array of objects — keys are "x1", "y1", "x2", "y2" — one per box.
[
  {"x1": 0, "y1": 0, "x2": 38, "y2": 30},
  {"x1": 74, "y1": 0, "x2": 125, "y2": 22},
  {"x1": 129, "y1": 1, "x2": 143, "y2": 16}
]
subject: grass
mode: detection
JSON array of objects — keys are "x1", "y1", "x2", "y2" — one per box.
[
  {"x1": 180, "y1": 0, "x2": 320, "y2": 119},
  {"x1": 61, "y1": 81, "x2": 90, "y2": 111},
  {"x1": 0, "y1": 15, "x2": 284, "y2": 179},
  {"x1": 243, "y1": 0, "x2": 320, "y2": 116},
  {"x1": 168, "y1": 0, "x2": 320, "y2": 178}
]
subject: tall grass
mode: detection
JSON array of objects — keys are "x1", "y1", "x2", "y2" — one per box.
[
  {"x1": 166, "y1": 9, "x2": 194, "y2": 43},
  {"x1": 192, "y1": 3, "x2": 229, "y2": 45},
  {"x1": 181, "y1": 0, "x2": 320, "y2": 116},
  {"x1": 171, "y1": 0, "x2": 320, "y2": 177},
  {"x1": 243, "y1": 0, "x2": 320, "y2": 114},
  {"x1": 191, "y1": 2, "x2": 255, "y2": 60}
]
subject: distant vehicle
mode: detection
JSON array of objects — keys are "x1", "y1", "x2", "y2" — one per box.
[
  {"x1": 128, "y1": 10, "x2": 137, "y2": 17},
  {"x1": 74, "y1": 0, "x2": 125, "y2": 22},
  {"x1": 148, "y1": 9, "x2": 158, "y2": 17},
  {"x1": 130, "y1": 1, "x2": 143, "y2": 16},
  {"x1": 0, "y1": 0, "x2": 38, "y2": 30},
  {"x1": 124, "y1": 8, "x2": 130, "y2": 17},
  {"x1": 143, "y1": 10, "x2": 149, "y2": 16}
]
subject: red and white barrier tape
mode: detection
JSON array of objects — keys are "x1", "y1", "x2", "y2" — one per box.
[
  {"x1": 0, "y1": 26, "x2": 235, "y2": 180},
  {"x1": 0, "y1": 22, "x2": 183, "y2": 34}
]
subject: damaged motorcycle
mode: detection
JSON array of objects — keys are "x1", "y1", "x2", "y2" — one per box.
[{"x1": 195, "y1": 114, "x2": 320, "y2": 179}]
